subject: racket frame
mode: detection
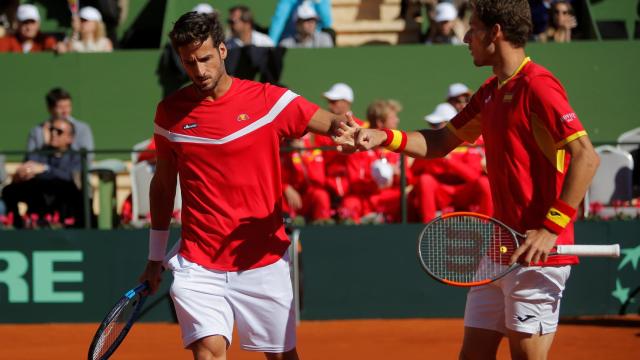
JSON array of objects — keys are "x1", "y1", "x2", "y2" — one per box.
[
  {"x1": 417, "y1": 212, "x2": 523, "y2": 287},
  {"x1": 87, "y1": 283, "x2": 148, "y2": 360}
]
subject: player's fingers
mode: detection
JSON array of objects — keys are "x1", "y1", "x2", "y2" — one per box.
[{"x1": 509, "y1": 244, "x2": 527, "y2": 265}]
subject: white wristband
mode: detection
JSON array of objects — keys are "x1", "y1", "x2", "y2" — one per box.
[{"x1": 148, "y1": 229, "x2": 170, "y2": 261}]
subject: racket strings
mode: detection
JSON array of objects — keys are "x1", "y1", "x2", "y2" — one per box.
[
  {"x1": 420, "y1": 215, "x2": 516, "y2": 285},
  {"x1": 90, "y1": 296, "x2": 138, "y2": 360}
]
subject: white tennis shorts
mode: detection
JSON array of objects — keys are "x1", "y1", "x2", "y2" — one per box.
[
  {"x1": 464, "y1": 260, "x2": 571, "y2": 335},
  {"x1": 166, "y1": 252, "x2": 296, "y2": 352}
]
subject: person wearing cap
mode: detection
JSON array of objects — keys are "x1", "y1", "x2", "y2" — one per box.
[
  {"x1": 225, "y1": 5, "x2": 274, "y2": 49},
  {"x1": 279, "y1": 2, "x2": 333, "y2": 48},
  {"x1": 268, "y1": 0, "x2": 332, "y2": 44},
  {"x1": 0, "y1": 4, "x2": 57, "y2": 53},
  {"x1": 62, "y1": 6, "x2": 113, "y2": 53},
  {"x1": 315, "y1": 83, "x2": 367, "y2": 208},
  {"x1": 425, "y1": 2, "x2": 464, "y2": 45},
  {"x1": 409, "y1": 101, "x2": 492, "y2": 222},
  {"x1": 446, "y1": 82, "x2": 472, "y2": 112}
]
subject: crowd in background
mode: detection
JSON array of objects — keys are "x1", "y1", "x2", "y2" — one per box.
[
  {"x1": 0, "y1": 0, "x2": 586, "y2": 55},
  {"x1": 0, "y1": 1, "x2": 635, "y2": 228}
]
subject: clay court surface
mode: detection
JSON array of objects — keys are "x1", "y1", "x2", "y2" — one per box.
[{"x1": 1, "y1": 317, "x2": 638, "y2": 359}]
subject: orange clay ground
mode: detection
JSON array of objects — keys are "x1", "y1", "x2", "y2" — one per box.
[{"x1": 0, "y1": 317, "x2": 638, "y2": 359}]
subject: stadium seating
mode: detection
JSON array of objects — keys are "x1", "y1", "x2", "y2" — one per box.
[{"x1": 587, "y1": 145, "x2": 635, "y2": 218}]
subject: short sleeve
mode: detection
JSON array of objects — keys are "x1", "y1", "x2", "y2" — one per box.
[
  {"x1": 528, "y1": 76, "x2": 586, "y2": 148},
  {"x1": 447, "y1": 81, "x2": 488, "y2": 143},
  {"x1": 153, "y1": 102, "x2": 175, "y2": 160},
  {"x1": 266, "y1": 84, "x2": 319, "y2": 139}
]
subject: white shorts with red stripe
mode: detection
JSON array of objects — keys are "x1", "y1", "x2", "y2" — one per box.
[
  {"x1": 463, "y1": 262, "x2": 571, "y2": 335},
  {"x1": 166, "y1": 251, "x2": 296, "y2": 352}
]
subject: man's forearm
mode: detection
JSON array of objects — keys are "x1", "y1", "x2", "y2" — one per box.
[
  {"x1": 149, "y1": 174, "x2": 176, "y2": 230},
  {"x1": 559, "y1": 144, "x2": 599, "y2": 209}
]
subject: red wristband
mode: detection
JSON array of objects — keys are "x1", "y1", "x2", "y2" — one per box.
[
  {"x1": 542, "y1": 199, "x2": 576, "y2": 235},
  {"x1": 381, "y1": 129, "x2": 394, "y2": 147}
]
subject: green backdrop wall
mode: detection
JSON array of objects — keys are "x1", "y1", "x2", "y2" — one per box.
[
  {"x1": 1, "y1": 41, "x2": 640, "y2": 159},
  {"x1": 0, "y1": 221, "x2": 638, "y2": 323}
]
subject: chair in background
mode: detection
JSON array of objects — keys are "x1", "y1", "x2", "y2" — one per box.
[
  {"x1": 617, "y1": 126, "x2": 640, "y2": 197},
  {"x1": 129, "y1": 139, "x2": 181, "y2": 227},
  {"x1": 587, "y1": 145, "x2": 636, "y2": 218}
]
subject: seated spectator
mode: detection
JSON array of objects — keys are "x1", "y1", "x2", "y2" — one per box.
[
  {"x1": 339, "y1": 99, "x2": 412, "y2": 223},
  {"x1": 0, "y1": 0, "x2": 18, "y2": 38},
  {"x1": 27, "y1": 87, "x2": 95, "y2": 163},
  {"x1": 315, "y1": 83, "x2": 368, "y2": 203},
  {"x1": 225, "y1": 5, "x2": 274, "y2": 49},
  {"x1": 61, "y1": 6, "x2": 113, "y2": 53},
  {"x1": 269, "y1": 0, "x2": 333, "y2": 44},
  {"x1": 425, "y1": 2, "x2": 463, "y2": 45},
  {"x1": 281, "y1": 135, "x2": 332, "y2": 224},
  {"x1": 537, "y1": 0, "x2": 577, "y2": 43},
  {"x1": 409, "y1": 102, "x2": 492, "y2": 222},
  {"x1": 0, "y1": 4, "x2": 58, "y2": 53},
  {"x1": 2, "y1": 117, "x2": 84, "y2": 228},
  {"x1": 279, "y1": 3, "x2": 333, "y2": 48}
]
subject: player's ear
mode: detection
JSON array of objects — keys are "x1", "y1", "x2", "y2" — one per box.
[
  {"x1": 218, "y1": 41, "x2": 227, "y2": 61},
  {"x1": 490, "y1": 23, "x2": 501, "y2": 43}
]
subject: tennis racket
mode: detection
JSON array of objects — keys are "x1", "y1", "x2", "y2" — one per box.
[
  {"x1": 87, "y1": 283, "x2": 148, "y2": 360},
  {"x1": 417, "y1": 212, "x2": 620, "y2": 287}
]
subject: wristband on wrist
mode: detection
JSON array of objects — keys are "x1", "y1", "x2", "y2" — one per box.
[
  {"x1": 381, "y1": 129, "x2": 408, "y2": 152},
  {"x1": 148, "y1": 229, "x2": 169, "y2": 261},
  {"x1": 542, "y1": 199, "x2": 576, "y2": 235}
]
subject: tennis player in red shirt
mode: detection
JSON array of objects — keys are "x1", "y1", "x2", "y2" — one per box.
[
  {"x1": 138, "y1": 11, "x2": 353, "y2": 360},
  {"x1": 345, "y1": 1, "x2": 600, "y2": 358}
]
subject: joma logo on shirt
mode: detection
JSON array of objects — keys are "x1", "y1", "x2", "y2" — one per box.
[{"x1": 561, "y1": 113, "x2": 577, "y2": 122}]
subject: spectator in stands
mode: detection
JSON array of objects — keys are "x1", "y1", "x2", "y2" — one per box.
[
  {"x1": 425, "y1": 2, "x2": 464, "y2": 44},
  {"x1": 79, "y1": 0, "x2": 122, "y2": 47},
  {"x1": 0, "y1": 4, "x2": 58, "y2": 53},
  {"x1": 269, "y1": 0, "x2": 332, "y2": 44},
  {"x1": 339, "y1": 99, "x2": 410, "y2": 223},
  {"x1": 281, "y1": 135, "x2": 332, "y2": 224},
  {"x1": 446, "y1": 82, "x2": 472, "y2": 112},
  {"x1": 27, "y1": 88, "x2": 95, "y2": 163},
  {"x1": 61, "y1": 6, "x2": 113, "y2": 53},
  {"x1": 316, "y1": 83, "x2": 367, "y2": 209},
  {"x1": 2, "y1": 117, "x2": 84, "y2": 228},
  {"x1": 225, "y1": 5, "x2": 274, "y2": 49},
  {"x1": 537, "y1": 0, "x2": 576, "y2": 43},
  {"x1": 409, "y1": 102, "x2": 492, "y2": 222},
  {"x1": 279, "y1": 2, "x2": 334, "y2": 48}
]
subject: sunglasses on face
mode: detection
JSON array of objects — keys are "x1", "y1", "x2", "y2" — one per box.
[{"x1": 49, "y1": 126, "x2": 66, "y2": 135}]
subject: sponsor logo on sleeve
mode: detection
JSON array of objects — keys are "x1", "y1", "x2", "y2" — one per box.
[{"x1": 561, "y1": 113, "x2": 577, "y2": 123}]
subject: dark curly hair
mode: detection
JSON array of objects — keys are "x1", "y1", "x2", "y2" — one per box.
[
  {"x1": 169, "y1": 11, "x2": 225, "y2": 49},
  {"x1": 471, "y1": 0, "x2": 532, "y2": 48}
]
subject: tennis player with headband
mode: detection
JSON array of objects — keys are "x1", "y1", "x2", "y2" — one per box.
[
  {"x1": 340, "y1": 0, "x2": 600, "y2": 358},
  {"x1": 138, "y1": 11, "x2": 355, "y2": 360}
]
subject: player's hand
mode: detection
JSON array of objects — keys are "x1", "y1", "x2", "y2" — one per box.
[
  {"x1": 332, "y1": 114, "x2": 359, "y2": 153},
  {"x1": 284, "y1": 185, "x2": 303, "y2": 210},
  {"x1": 138, "y1": 260, "x2": 164, "y2": 295},
  {"x1": 356, "y1": 128, "x2": 387, "y2": 150},
  {"x1": 509, "y1": 228, "x2": 558, "y2": 265}
]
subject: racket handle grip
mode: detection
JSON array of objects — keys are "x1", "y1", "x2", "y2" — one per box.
[{"x1": 556, "y1": 244, "x2": 620, "y2": 257}]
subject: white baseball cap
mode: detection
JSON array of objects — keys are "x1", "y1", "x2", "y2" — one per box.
[
  {"x1": 296, "y1": 2, "x2": 318, "y2": 21},
  {"x1": 447, "y1": 83, "x2": 471, "y2": 98},
  {"x1": 371, "y1": 159, "x2": 394, "y2": 189},
  {"x1": 192, "y1": 3, "x2": 215, "y2": 15},
  {"x1": 434, "y1": 2, "x2": 458, "y2": 22},
  {"x1": 425, "y1": 102, "x2": 457, "y2": 124},
  {"x1": 17, "y1": 4, "x2": 40, "y2": 22},
  {"x1": 323, "y1": 83, "x2": 354, "y2": 103},
  {"x1": 79, "y1": 6, "x2": 103, "y2": 22}
]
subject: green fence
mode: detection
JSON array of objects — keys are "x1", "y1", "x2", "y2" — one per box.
[{"x1": 0, "y1": 221, "x2": 638, "y2": 323}]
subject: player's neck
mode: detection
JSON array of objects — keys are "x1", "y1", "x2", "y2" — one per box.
[
  {"x1": 201, "y1": 74, "x2": 233, "y2": 101},
  {"x1": 492, "y1": 46, "x2": 527, "y2": 84}
]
